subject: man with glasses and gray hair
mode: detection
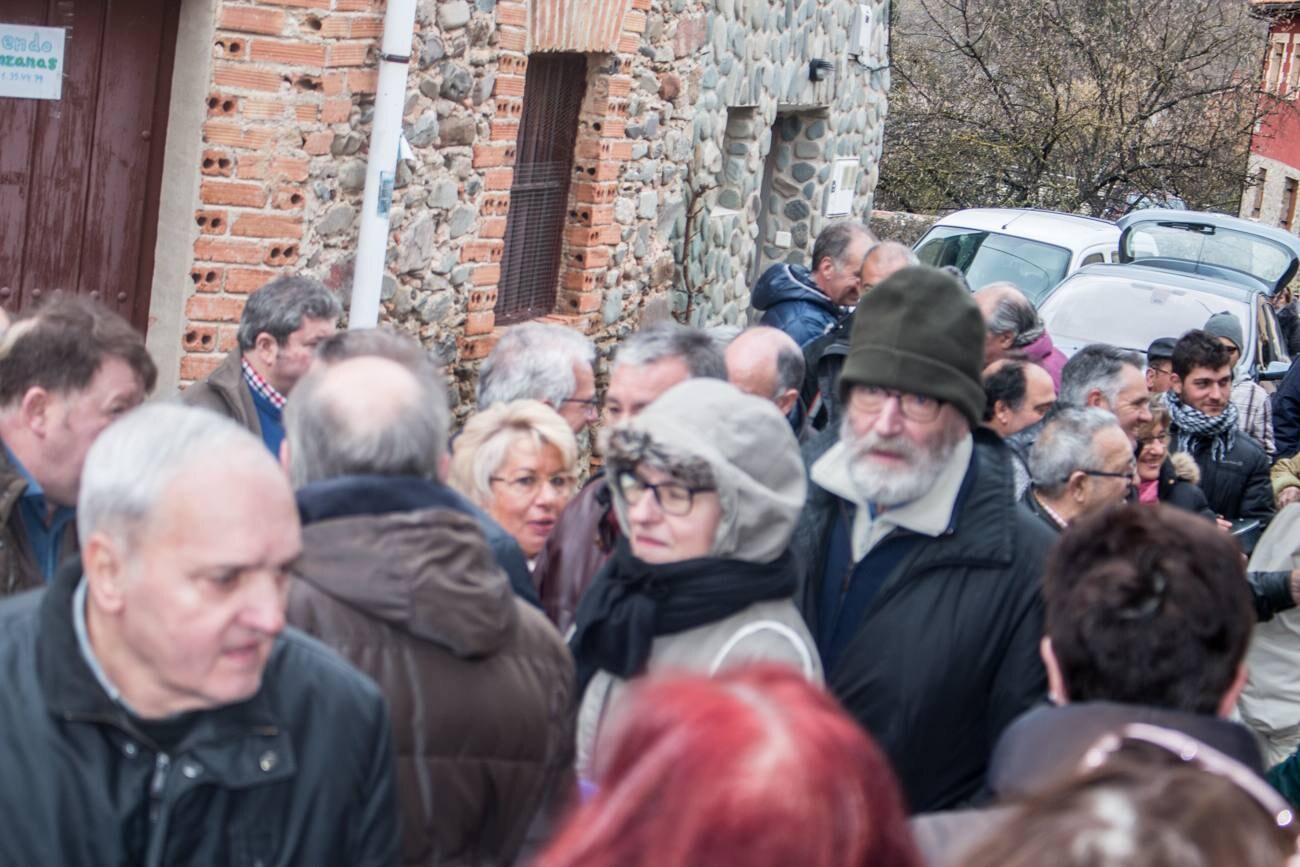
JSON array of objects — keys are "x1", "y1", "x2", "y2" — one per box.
[
  {"x1": 477, "y1": 322, "x2": 598, "y2": 435},
  {"x1": 182, "y1": 273, "x2": 340, "y2": 456},
  {"x1": 532, "y1": 322, "x2": 726, "y2": 632},
  {"x1": 792, "y1": 265, "x2": 1055, "y2": 813},
  {"x1": 1023, "y1": 407, "x2": 1135, "y2": 532}
]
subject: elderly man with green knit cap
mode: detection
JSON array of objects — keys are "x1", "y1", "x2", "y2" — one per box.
[{"x1": 791, "y1": 265, "x2": 1056, "y2": 814}]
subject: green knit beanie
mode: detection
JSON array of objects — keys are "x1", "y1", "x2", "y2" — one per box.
[{"x1": 838, "y1": 265, "x2": 986, "y2": 426}]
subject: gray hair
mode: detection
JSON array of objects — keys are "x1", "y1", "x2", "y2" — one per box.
[
  {"x1": 861, "y1": 240, "x2": 919, "y2": 272},
  {"x1": 979, "y1": 282, "x2": 1044, "y2": 347},
  {"x1": 810, "y1": 220, "x2": 874, "y2": 271},
  {"x1": 285, "y1": 355, "x2": 449, "y2": 487},
  {"x1": 1059, "y1": 344, "x2": 1145, "y2": 409},
  {"x1": 774, "y1": 342, "x2": 805, "y2": 398},
  {"x1": 476, "y1": 322, "x2": 596, "y2": 410},
  {"x1": 604, "y1": 427, "x2": 716, "y2": 490},
  {"x1": 1029, "y1": 406, "x2": 1124, "y2": 497},
  {"x1": 705, "y1": 324, "x2": 743, "y2": 351},
  {"x1": 78, "y1": 403, "x2": 274, "y2": 547},
  {"x1": 613, "y1": 323, "x2": 728, "y2": 379},
  {"x1": 237, "y1": 274, "x2": 342, "y2": 351}
]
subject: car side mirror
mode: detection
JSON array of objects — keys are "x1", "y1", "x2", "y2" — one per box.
[{"x1": 1260, "y1": 360, "x2": 1291, "y2": 382}]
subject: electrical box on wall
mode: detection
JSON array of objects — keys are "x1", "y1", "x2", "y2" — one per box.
[
  {"x1": 823, "y1": 158, "x2": 860, "y2": 217},
  {"x1": 849, "y1": 4, "x2": 886, "y2": 68}
]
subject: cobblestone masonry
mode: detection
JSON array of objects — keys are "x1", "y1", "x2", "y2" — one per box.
[{"x1": 180, "y1": 0, "x2": 890, "y2": 409}]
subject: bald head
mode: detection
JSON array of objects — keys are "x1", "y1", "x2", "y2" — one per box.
[
  {"x1": 725, "y1": 326, "x2": 804, "y2": 417},
  {"x1": 284, "y1": 355, "x2": 449, "y2": 487},
  {"x1": 859, "y1": 241, "x2": 919, "y2": 293}
]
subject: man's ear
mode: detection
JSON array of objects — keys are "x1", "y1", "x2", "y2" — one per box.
[
  {"x1": 993, "y1": 399, "x2": 1012, "y2": 428},
  {"x1": 1169, "y1": 373, "x2": 1184, "y2": 397},
  {"x1": 1217, "y1": 662, "x2": 1248, "y2": 719},
  {"x1": 1041, "y1": 637, "x2": 1069, "y2": 705},
  {"x1": 1084, "y1": 388, "x2": 1107, "y2": 409},
  {"x1": 775, "y1": 388, "x2": 799, "y2": 417},
  {"x1": 252, "y1": 332, "x2": 279, "y2": 367},
  {"x1": 18, "y1": 386, "x2": 53, "y2": 437},
  {"x1": 1066, "y1": 470, "x2": 1090, "y2": 503},
  {"x1": 83, "y1": 532, "x2": 130, "y2": 616}
]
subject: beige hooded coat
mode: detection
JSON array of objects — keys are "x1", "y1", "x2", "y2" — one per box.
[{"x1": 575, "y1": 379, "x2": 821, "y2": 775}]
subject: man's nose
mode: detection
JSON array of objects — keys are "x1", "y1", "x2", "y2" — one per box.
[
  {"x1": 240, "y1": 572, "x2": 287, "y2": 636},
  {"x1": 871, "y1": 396, "x2": 906, "y2": 437}
]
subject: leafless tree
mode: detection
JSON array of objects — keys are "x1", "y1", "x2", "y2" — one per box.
[{"x1": 877, "y1": 0, "x2": 1270, "y2": 216}]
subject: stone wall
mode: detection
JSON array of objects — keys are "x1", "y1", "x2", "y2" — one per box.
[{"x1": 174, "y1": 0, "x2": 891, "y2": 409}]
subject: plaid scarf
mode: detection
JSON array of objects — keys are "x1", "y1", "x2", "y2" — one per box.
[
  {"x1": 241, "y1": 357, "x2": 286, "y2": 410},
  {"x1": 1166, "y1": 390, "x2": 1238, "y2": 461}
]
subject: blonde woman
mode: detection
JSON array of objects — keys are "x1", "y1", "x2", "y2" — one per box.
[{"x1": 450, "y1": 400, "x2": 579, "y2": 568}]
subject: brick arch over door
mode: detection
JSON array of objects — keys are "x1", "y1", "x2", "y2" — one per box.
[
  {"x1": 529, "y1": 0, "x2": 635, "y2": 52},
  {"x1": 0, "y1": 0, "x2": 180, "y2": 333}
]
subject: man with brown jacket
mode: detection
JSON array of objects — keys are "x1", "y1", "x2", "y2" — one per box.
[
  {"x1": 0, "y1": 297, "x2": 155, "y2": 598},
  {"x1": 182, "y1": 274, "x2": 339, "y2": 456},
  {"x1": 281, "y1": 346, "x2": 574, "y2": 867}
]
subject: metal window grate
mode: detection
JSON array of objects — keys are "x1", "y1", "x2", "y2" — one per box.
[{"x1": 496, "y1": 53, "x2": 588, "y2": 324}]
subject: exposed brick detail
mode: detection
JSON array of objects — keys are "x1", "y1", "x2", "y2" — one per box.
[
  {"x1": 190, "y1": 266, "x2": 224, "y2": 292},
  {"x1": 326, "y1": 41, "x2": 372, "y2": 67},
  {"x1": 322, "y1": 97, "x2": 353, "y2": 123},
  {"x1": 200, "y1": 179, "x2": 268, "y2": 207},
  {"x1": 481, "y1": 193, "x2": 511, "y2": 216},
  {"x1": 568, "y1": 245, "x2": 610, "y2": 268},
  {"x1": 322, "y1": 71, "x2": 347, "y2": 95},
  {"x1": 185, "y1": 295, "x2": 246, "y2": 322},
  {"x1": 303, "y1": 131, "x2": 335, "y2": 154},
  {"x1": 499, "y1": 54, "x2": 528, "y2": 75},
  {"x1": 214, "y1": 36, "x2": 248, "y2": 59},
  {"x1": 459, "y1": 335, "x2": 496, "y2": 361},
  {"x1": 573, "y1": 180, "x2": 618, "y2": 203},
  {"x1": 203, "y1": 121, "x2": 273, "y2": 149},
  {"x1": 217, "y1": 5, "x2": 285, "y2": 35},
  {"x1": 497, "y1": 2, "x2": 526, "y2": 26},
  {"x1": 467, "y1": 289, "x2": 499, "y2": 312},
  {"x1": 564, "y1": 225, "x2": 619, "y2": 246},
  {"x1": 494, "y1": 75, "x2": 526, "y2": 97},
  {"x1": 250, "y1": 39, "x2": 326, "y2": 68},
  {"x1": 607, "y1": 76, "x2": 632, "y2": 97},
  {"x1": 471, "y1": 264, "x2": 501, "y2": 286},
  {"x1": 631, "y1": 0, "x2": 650, "y2": 8},
  {"x1": 232, "y1": 214, "x2": 303, "y2": 239},
  {"x1": 264, "y1": 242, "x2": 300, "y2": 266},
  {"x1": 562, "y1": 268, "x2": 603, "y2": 292},
  {"x1": 252, "y1": 0, "x2": 316, "y2": 7},
  {"x1": 319, "y1": 16, "x2": 351, "y2": 38},
  {"x1": 351, "y1": 16, "x2": 384, "y2": 38},
  {"x1": 483, "y1": 168, "x2": 513, "y2": 190},
  {"x1": 293, "y1": 104, "x2": 318, "y2": 123},
  {"x1": 334, "y1": 0, "x2": 378, "y2": 10},
  {"x1": 180, "y1": 355, "x2": 224, "y2": 382},
  {"x1": 217, "y1": 326, "x2": 240, "y2": 352},
  {"x1": 489, "y1": 121, "x2": 519, "y2": 142},
  {"x1": 464, "y1": 311, "x2": 495, "y2": 336},
  {"x1": 194, "y1": 238, "x2": 267, "y2": 264},
  {"x1": 498, "y1": 27, "x2": 526, "y2": 52},
  {"x1": 479, "y1": 217, "x2": 507, "y2": 239},
  {"x1": 182, "y1": 324, "x2": 219, "y2": 353},
  {"x1": 225, "y1": 267, "x2": 276, "y2": 293},
  {"x1": 213, "y1": 66, "x2": 284, "y2": 92},
  {"x1": 272, "y1": 186, "x2": 307, "y2": 210},
  {"x1": 623, "y1": 9, "x2": 646, "y2": 32},
  {"x1": 236, "y1": 155, "x2": 270, "y2": 180},
  {"x1": 201, "y1": 149, "x2": 235, "y2": 177},
  {"x1": 459, "y1": 240, "x2": 504, "y2": 263},
  {"x1": 270, "y1": 156, "x2": 311, "y2": 182},
  {"x1": 573, "y1": 203, "x2": 614, "y2": 226},
  {"x1": 348, "y1": 70, "x2": 378, "y2": 93},
  {"x1": 195, "y1": 209, "x2": 229, "y2": 235},
  {"x1": 616, "y1": 32, "x2": 639, "y2": 54},
  {"x1": 241, "y1": 98, "x2": 285, "y2": 120},
  {"x1": 473, "y1": 144, "x2": 515, "y2": 168}
]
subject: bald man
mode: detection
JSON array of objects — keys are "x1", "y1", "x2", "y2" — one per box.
[
  {"x1": 860, "y1": 241, "x2": 919, "y2": 293},
  {"x1": 726, "y1": 326, "x2": 807, "y2": 437},
  {"x1": 974, "y1": 281, "x2": 1067, "y2": 387}
]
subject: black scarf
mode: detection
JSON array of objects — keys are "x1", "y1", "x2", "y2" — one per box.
[{"x1": 569, "y1": 540, "x2": 798, "y2": 695}]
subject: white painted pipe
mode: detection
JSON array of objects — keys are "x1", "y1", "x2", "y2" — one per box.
[{"x1": 348, "y1": 0, "x2": 418, "y2": 329}]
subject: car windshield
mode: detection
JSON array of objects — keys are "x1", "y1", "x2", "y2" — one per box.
[
  {"x1": 1123, "y1": 222, "x2": 1295, "y2": 289},
  {"x1": 1039, "y1": 273, "x2": 1252, "y2": 357},
  {"x1": 914, "y1": 226, "x2": 1072, "y2": 303}
]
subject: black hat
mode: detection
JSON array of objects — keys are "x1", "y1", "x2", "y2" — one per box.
[{"x1": 1146, "y1": 337, "x2": 1176, "y2": 361}]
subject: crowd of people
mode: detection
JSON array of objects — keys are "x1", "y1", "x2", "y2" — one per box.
[{"x1": 2, "y1": 217, "x2": 1300, "y2": 866}]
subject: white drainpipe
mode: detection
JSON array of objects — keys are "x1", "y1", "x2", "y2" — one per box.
[{"x1": 348, "y1": 0, "x2": 418, "y2": 329}]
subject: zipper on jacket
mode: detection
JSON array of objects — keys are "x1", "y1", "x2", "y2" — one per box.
[{"x1": 148, "y1": 753, "x2": 171, "y2": 824}]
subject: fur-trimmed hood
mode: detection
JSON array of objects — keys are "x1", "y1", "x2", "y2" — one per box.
[{"x1": 1168, "y1": 451, "x2": 1201, "y2": 485}]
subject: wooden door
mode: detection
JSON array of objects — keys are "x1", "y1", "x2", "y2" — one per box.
[{"x1": 0, "y1": 0, "x2": 179, "y2": 333}]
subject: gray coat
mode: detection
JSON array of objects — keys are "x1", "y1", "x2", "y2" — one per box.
[{"x1": 179, "y1": 350, "x2": 261, "y2": 437}]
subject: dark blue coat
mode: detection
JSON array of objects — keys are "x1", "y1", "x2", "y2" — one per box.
[
  {"x1": 1273, "y1": 361, "x2": 1300, "y2": 458},
  {"x1": 752, "y1": 263, "x2": 842, "y2": 348}
]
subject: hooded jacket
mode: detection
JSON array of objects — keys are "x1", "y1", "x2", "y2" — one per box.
[
  {"x1": 179, "y1": 350, "x2": 262, "y2": 438},
  {"x1": 0, "y1": 560, "x2": 399, "y2": 867},
  {"x1": 752, "y1": 263, "x2": 843, "y2": 348},
  {"x1": 1274, "y1": 358, "x2": 1300, "y2": 458},
  {"x1": 287, "y1": 475, "x2": 575, "y2": 867},
  {"x1": 1015, "y1": 332, "x2": 1066, "y2": 391},
  {"x1": 911, "y1": 702, "x2": 1266, "y2": 867},
  {"x1": 1157, "y1": 452, "x2": 1215, "y2": 516},
  {"x1": 793, "y1": 426, "x2": 1054, "y2": 813},
  {"x1": 575, "y1": 380, "x2": 821, "y2": 774},
  {"x1": 1168, "y1": 417, "x2": 1274, "y2": 538}
]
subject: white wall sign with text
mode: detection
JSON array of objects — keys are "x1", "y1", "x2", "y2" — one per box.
[{"x1": 0, "y1": 24, "x2": 66, "y2": 101}]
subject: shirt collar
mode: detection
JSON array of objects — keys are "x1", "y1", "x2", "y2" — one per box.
[
  {"x1": 1031, "y1": 492, "x2": 1071, "y2": 530},
  {"x1": 72, "y1": 575, "x2": 137, "y2": 714},
  {"x1": 5, "y1": 443, "x2": 42, "y2": 498},
  {"x1": 812, "y1": 433, "x2": 973, "y2": 562},
  {"x1": 241, "y1": 357, "x2": 287, "y2": 410}
]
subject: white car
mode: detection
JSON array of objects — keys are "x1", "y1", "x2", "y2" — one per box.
[{"x1": 913, "y1": 208, "x2": 1121, "y2": 303}]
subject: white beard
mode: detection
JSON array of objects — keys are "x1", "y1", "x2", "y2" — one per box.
[{"x1": 840, "y1": 415, "x2": 964, "y2": 507}]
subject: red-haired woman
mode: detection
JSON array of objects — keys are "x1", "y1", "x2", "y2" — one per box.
[{"x1": 537, "y1": 664, "x2": 923, "y2": 867}]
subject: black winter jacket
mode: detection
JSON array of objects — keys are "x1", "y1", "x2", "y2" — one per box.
[
  {"x1": 0, "y1": 563, "x2": 400, "y2": 867},
  {"x1": 792, "y1": 427, "x2": 1054, "y2": 812},
  {"x1": 1274, "y1": 360, "x2": 1300, "y2": 458},
  {"x1": 1169, "y1": 421, "x2": 1275, "y2": 531}
]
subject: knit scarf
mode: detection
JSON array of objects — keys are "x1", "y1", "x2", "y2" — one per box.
[
  {"x1": 569, "y1": 540, "x2": 797, "y2": 695},
  {"x1": 1166, "y1": 391, "x2": 1239, "y2": 462}
]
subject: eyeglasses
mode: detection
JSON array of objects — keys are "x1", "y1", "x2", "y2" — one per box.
[
  {"x1": 489, "y1": 473, "x2": 576, "y2": 499},
  {"x1": 561, "y1": 396, "x2": 599, "y2": 408},
  {"x1": 846, "y1": 385, "x2": 943, "y2": 423},
  {"x1": 1076, "y1": 466, "x2": 1137, "y2": 482},
  {"x1": 615, "y1": 469, "x2": 713, "y2": 517},
  {"x1": 1080, "y1": 723, "x2": 1297, "y2": 834}
]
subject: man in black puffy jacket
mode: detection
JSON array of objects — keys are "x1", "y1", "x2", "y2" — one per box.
[
  {"x1": 1166, "y1": 331, "x2": 1274, "y2": 549},
  {"x1": 0, "y1": 403, "x2": 398, "y2": 867}
]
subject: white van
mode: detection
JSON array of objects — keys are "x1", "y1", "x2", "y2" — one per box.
[{"x1": 913, "y1": 208, "x2": 1121, "y2": 303}]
